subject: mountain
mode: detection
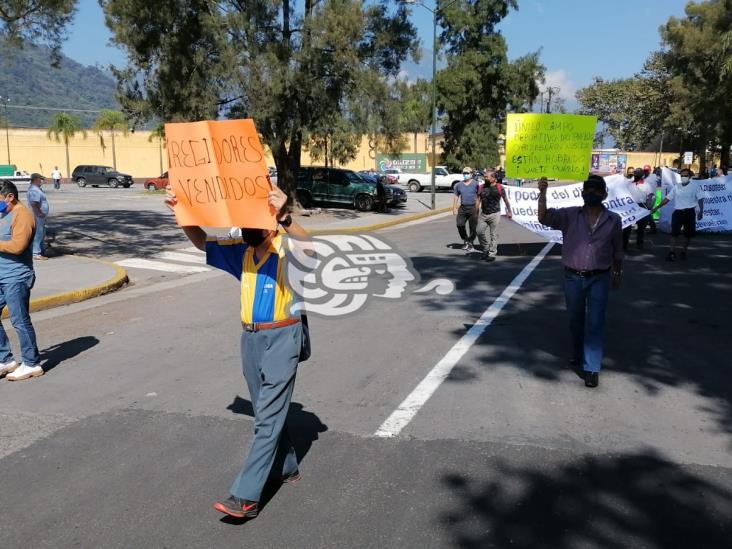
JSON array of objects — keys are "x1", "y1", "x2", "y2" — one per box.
[{"x1": 0, "y1": 45, "x2": 118, "y2": 129}]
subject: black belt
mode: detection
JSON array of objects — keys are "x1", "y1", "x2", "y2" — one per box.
[{"x1": 564, "y1": 266, "x2": 611, "y2": 278}]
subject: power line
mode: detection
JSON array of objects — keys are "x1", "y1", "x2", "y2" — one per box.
[{"x1": 4, "y1": 105, "x2": 104, "y2": 114}]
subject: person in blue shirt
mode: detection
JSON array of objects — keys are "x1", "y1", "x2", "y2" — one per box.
[
  {"x1": 453, "y1": 167, "x2": 481, "y2": 250},
  {"x1": 26, "y1": 173, "x2": 49, "y2": 260}
]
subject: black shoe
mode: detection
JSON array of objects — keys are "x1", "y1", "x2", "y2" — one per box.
[
  {"x1": 584, "y1": 372, "x2": 599, "y2": 388},
  {"x1": 461, "y1": 241, "x2": 471, "y2": 251},
  {"x1": 666, "y1": 251, "x2": 676, "y2": 262},
  {"x1": 214, "y1": 496, "x2": 259, "y2": 519},
  {"x1": 484, "y1": 255, "x2": 496, "y2": 262},
  {"x1": 680, "y1": 250, "x2": 687, "y2": 260}
]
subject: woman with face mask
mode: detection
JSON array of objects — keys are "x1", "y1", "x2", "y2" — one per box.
[
  {"x1": 651, "y1": 168, "x2": 704, "y2": 261},
  {"x1": 537, "y1": 175, "x2": 624, "y2": 389}
]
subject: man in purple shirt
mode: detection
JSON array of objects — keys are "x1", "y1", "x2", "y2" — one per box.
[{"x1": 538, "y1": 175, "x2": 624, "y2": 388}]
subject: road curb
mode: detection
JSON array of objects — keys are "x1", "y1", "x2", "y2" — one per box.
[
  {"x1": 306, "y1": 206, "x2": 453, "y2": 235},
  {"x1": 1, "y1": 258, "x2": 129, "y2": 318}
]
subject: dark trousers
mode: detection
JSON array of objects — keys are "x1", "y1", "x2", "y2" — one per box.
[
  {"x1": 623, "y1": 208, "x2": 650, "y2": 249},
  {"x1": 564, "y1": 270, "x2": 611, "y2": 373},
  {"x1": 456, "y1": 204, "x2": 477, "y2": 242}
]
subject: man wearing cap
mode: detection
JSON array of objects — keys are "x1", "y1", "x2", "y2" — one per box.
[
  {"x1": 622, "y1": 168, "x2": 654, "y2": 250},
  {"x1": 453, "y1": 167, "x2": 480, "y2": 251},
  {"x1": 0, "y1": 180, "x2": 43, "y2": 382},
  {"x1": 166, "y1": 184, "x2": 313, "y2": 520},
  {"x1": 538, "y1": 175, "x2": 623, "y2": 388},
  {"x1": 27, "y1": 173, "x2": 49, "y2": 260}
]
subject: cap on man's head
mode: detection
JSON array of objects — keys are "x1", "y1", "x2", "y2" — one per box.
[
  {"x1": 583, "y1": 174, "x2": 607, "y2": 192},
  {"x1": 462, "y1": 166, "x2": 473, "y2": 174},
  {"x1": 30, "y1": 173, "x2": 46, "y2": 182}
]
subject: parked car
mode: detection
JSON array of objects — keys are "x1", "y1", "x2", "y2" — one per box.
[
  {"x1": 296, "y1": 166, "x2": 393, "y2": 211},
  {"x1": 403, "y1": 166, "x2": 463, "y2": 192},
  {"x1": 358, "y1": 173, "x2": 407, "y2": 207},
  {"x1": 72, "y1": 165, "x2": 134, "y2": 188},
  {"x1": 144, "y1": 172, "x2": 168, "y2": 190}
]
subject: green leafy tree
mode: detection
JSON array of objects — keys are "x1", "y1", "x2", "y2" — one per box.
[
  {"x1": 399, "y1": 79, "x2": 432, "y2": 152},
  {"x1": 660, "y1": 0, "x2": 732, "y2": 171},
  {"x1": 0, "y1": 0, "x2": 77, "y2": 65},
  {"x1": 102, "y1": 0, "x2": 419, "y2": 193},
  {"x1": 435, "y1": 0, "x2": 544, "y2": 170},
  {"x1": 92, "y1": 110, "x2": 128, "y2": 169},
  {"x1": 47, "y1": 112, "x2": 86, "y2": 178}
]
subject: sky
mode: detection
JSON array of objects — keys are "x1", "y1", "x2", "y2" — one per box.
[{"x1": 64, "y1": 0, "x2": 691, "y2": 105}]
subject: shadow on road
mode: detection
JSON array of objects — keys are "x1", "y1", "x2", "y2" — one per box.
[
  {"x1": 40, "y1": 336, "x2": 100, "y2": 374},
  {"x1": 48, "y1": 209, "x2": 188, "y2": 257},
  {"x1": 410, "y1": 233, "x2": 732, "y2": 443},
  {"x1": 439, "y1": 450, "x2": 732, "y2": 548}
]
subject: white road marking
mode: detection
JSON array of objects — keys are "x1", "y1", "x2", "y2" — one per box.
[
  {"x1": 116, "y1": 258, "x2": 210, "y2": 273},
  {"x1": 153, "y1": 251, "x2": 206, "y2": 264},
  {"x1": 181, "y1": 246, "x2": 206, "y2": 255},
  {"x1": 374, "y1": 240, "x2": 555, "y2": 438},
  {"x1": 380, "y1": 211, "x2": 452, "y2": 231}
]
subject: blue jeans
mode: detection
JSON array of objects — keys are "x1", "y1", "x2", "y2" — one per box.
[
  {"x1": 32, "y1": 216, "x2": 46, "y2": 256},
  {"x1": 0, "y1": 274, "x2": 40, "y2": 366},
  {"x1": 564, "y1": 271, "x2": 611, "y2": 373}
]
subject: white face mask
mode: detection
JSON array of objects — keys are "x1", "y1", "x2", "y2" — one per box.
[{"x1": 681, "y1": 176, "x2": 690, "y2": 184}]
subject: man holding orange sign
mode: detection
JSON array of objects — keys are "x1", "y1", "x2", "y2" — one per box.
[{"x1": 165, "y1": 119, "x2": 314, "y2": 520}]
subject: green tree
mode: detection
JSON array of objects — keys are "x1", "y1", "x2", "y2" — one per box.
[
  {"x1": 47, "y1": 112, "x2": 86, "y2": 179},
  {"x1": 102, "y1": 0, "x2": 419, "y2": 193},
  {"x1": 399, "y1": 79, "x2": 432, "y2": 153},
  {"x1": 660, "y1": 0, "x2": 732, "y2": 171},
  {"x1": 436, "y1": 0, "x2": 544, "y2": 170},
  {"x1": 0, "y1": 0, "x2": 77, "y2": 65},
  {"x1": 92, "y1": 110, "x2": 128, "y2": 170}
]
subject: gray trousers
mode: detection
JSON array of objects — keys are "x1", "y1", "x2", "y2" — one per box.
[
  {"x1": 230, "y1": 322, "x2": 302, "y2": 502},
  {"x1": 476, "y1": 212, "x2": 501, "y2": 257}
]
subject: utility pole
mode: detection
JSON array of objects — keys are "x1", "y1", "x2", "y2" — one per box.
[{"x1": 0, "y1": 96, "x2": 10, "y2": 164}]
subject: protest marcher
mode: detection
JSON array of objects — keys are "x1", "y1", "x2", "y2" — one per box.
[
  {"x1": 622, "y1": 168, "x2": 654, "y2": 250},
  {"x1": 625, "y1": 166, "x2": 635, "y2": 178},
  {"x1": 537, "y1": 175, "x2": 623, "y2": 388},
  {"x1": 375, "y1": 175, "x2": 388, "y2": 213},
  {"x1": 453, "y1": 167, "x2": 480, "y2": 251},
  {"x1": 51, "y1": 166, "x2": 62, "y2": 190},
  {"x1": 165, "y1": 184, "x2": 313, "y2": 520},
  {"x1": 652, "y1": 168, "x2": 704, "y2": 261},
  {"x1": 476, "y1": 169, "x2": 512, "y2": 262},
  {"x1": 27, "y1": 174, "x2": 49, "y2": 260},
  {"x1": 709, "y1": 164, "x2": 718, "y2": 178},
  {"x1": 0, "y1": 181, "x2": 43, "y2": 382}
]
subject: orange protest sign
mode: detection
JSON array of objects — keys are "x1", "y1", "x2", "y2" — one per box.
[{"x1": 165, "y1": 119, "x2": 276, "y2": 229}]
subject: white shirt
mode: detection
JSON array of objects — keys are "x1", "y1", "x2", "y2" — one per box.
[
  {"x1": 667, "y1": 181, "x2": 703, "y2": 210},
  {"x1": 626, "y1": 177, "x2": 655, "y2": 206},
  {"x1": 51, "y1": 169, "x2": 62, "y2": 180}
]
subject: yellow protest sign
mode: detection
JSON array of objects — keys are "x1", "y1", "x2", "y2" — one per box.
[
  {"x1": 165, "y1": 119, "x2": 276, "y2": 230},
  {"x1": 505, "y1": 113, "x2": 597, "y2": 181}
]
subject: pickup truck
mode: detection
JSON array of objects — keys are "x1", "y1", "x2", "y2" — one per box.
[
  {"x1": 403, "y1": 166, "x2": 463, "y2": 192},
  {"x1": 0, "y1": 165, "x2": 31, "y2": 189}
]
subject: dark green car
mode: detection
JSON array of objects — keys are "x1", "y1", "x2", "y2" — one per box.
[{"x1": 296, "y1": 166, "x2": 382, "y2": 211}]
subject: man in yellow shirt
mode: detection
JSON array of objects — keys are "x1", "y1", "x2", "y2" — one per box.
[{"x1": 166, "y1": 185, "x2": 313, "y2": 520}]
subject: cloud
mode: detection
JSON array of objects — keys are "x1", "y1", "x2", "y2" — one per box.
[{"x1": 540, "y1": 69, "x2": 578, "y2": 101}]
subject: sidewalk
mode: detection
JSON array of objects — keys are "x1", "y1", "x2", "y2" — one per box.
[{"x1": 1, "y1": 256, "x2": 129, "y2": 317}]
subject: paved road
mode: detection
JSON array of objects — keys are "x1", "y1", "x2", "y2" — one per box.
[{"x1": 1, "y1": 214, "x2": 731, "y2": 548}]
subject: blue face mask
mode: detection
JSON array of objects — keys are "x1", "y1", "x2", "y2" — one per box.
[
  {"x1": 463, "y1": 173, "x2": 471, "y2": 181},
  {"x1": 0, "y1": 201, "x2": 8, "y2": 214},
  {"x1": 582, "y1": 193, "x2": 604, "y2": 208}
]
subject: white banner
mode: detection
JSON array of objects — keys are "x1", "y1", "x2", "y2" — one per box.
[
  {"x1": 501, "y1": 174, "x2": 650, "y2": 242},
  {"x1": 659, "y1": 167, "x2": 732, "y2": 233}
]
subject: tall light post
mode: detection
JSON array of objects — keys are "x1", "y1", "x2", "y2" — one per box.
[
  {"x1": 403, "y1": 0, "x2": 459, "y2": 210},
  {"x1": 0, "y1": 96, "x2": 10, "y2": 164}
]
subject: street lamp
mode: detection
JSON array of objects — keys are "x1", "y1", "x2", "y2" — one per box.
[
  {"x1": 0, "y1": 96, "x2": 10, "y2": 164},
  {"x1": 402, "y1": 0, "x2": 460, "y2": 210}
]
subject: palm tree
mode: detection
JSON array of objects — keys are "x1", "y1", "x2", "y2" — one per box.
[
  {"x1": 92, "y1": 110, "x2": 128, "y2": 170},
  {"x1": 47, "y1": 113, "x2": 86, "y2": 179},
  {"x1": 148, "y1": 124, "x2": 165, "y2": 175}
]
